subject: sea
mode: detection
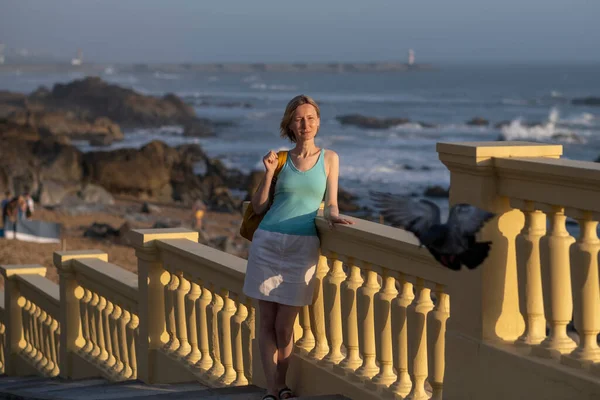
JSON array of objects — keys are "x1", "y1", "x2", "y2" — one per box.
[{"x1": 1, "y1": 64, "x2": 600, "y2": 216}]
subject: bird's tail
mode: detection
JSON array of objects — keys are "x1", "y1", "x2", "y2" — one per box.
[{"x1": 460, "y1": 241, "x2": 492, "y2": 269}]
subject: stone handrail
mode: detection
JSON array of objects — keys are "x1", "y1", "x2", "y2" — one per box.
[
  {"x1": 0, "y1": 264, "x2": 59, "y2": 377},
  {"x1": 53, "y1": 250, "x2": 139, "y2": 381},
  {"x1": 438, "y1": 141, "x2": 600, "y2": 400},
  {"x1": 130, "y1": 229, "x2": 253, "y2": 387},
  {"x1": 130, "y1": 216, "x2": 454, "y2": 400}
]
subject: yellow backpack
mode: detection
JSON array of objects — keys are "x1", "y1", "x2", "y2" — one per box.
[{"x1": 239, "y1": 151, "x2": 288, "y2": 241}]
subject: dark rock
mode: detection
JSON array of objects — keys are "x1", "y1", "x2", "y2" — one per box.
[
  {"x1": 336, "y1": 114, "x2": 410, "y2": 130},
  {"x1": 152, "y1": 221, "x2": 180, "y2": 229},
  {"x1": 83, "y1": 222, "x2": 120, "y2": 239},
  {"x1": 38, "y1": 180, "x2": 79, "y2": 206},
  {"x1": 338, "y1": 188, "x2": 361, "y2": 213},
  {"x1": 572, "y1": 97, "x2": 600, "y2": 106},
  {"x1": 494, "y1": 121, "x2": 512, "y2": 129},
  {"x1": 424, "y1": 185, "x2": 449, "y2": 198},
  {"x1": 141, "y1": 202, "x2": 161, "y2": 214},
  {"x1": 420, "y1": 166, "x2": 432, "y2": 171},
  {"x1": 83, "y1": 140, "x2": 176, "y2": 201},
  {"x1": 403, "y1": 164, "x2": 415, "y2": 171},
  {"x1": 551, "y1": 132, "x2": 584, "y2": 144},
  {"x1": 418, "y1": 121, "x2": 438, "y2": 128},
  {"x1": 6, "y1": 109, "x2": 124, "y2": 143},
  {"x1": 79, "y1": 184, "x2": 114, "y2": 205},
  {"x1": 466, "y1": 117, "x2": 489, "y2": 126},
  {"x1": 209, "y1": 186, "x2": 239, "y2": 213}
]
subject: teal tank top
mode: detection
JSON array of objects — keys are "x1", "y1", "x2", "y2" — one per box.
[{"x1": 259, "y1": 149, "x2": 327, "y2": 236}]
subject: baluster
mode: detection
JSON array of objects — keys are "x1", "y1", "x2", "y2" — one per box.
[
  {"x1": 48, "y1": 319, "x2": 60, "y2": 377},
  {"x1": 164, "y1": 274, "x2": 180, "y2": 352},
  {"x1": 562, "y1": 211, "x2": 600, "y2": 368},
  {"x1": 205, "y1": 288, "x2": 224, "y2": 379},
  {"x1": 185, "y1": 282, "x2": 202, "y2": 364},
  {"x1": 535, "y1": 206, "x2": 577, "y2": 358},
  {"x1": 515, "y1": 203, "x2": 547, "y2": 346},
  {"x1": 80, "y1": 289, "x2": 94, "y2": 355},
  {"x1": 110, "y1": 304, "x2": 123, "y2": 373},
  {"x1": 370, "y1": 269, "x2": 398, "y2": 388},
  {"x1": 388, "y1": 278, "x2": 414, "y2": 398},
  {"x1": 32, "y1": 305, "x2": 43, "y2": 363},
  {"x1": 241, "y1": 301, "x2": 255, "y2": 381},
  {"x1": 336, "y1": 263, "x2": 364, "y2": 374},
  {"x1": 118, "y1": 309, "x2": 132, "y2": 379},
  {"x1": 321, "y1": 257, "x2": 345, "y2": 366},
  {"x1": 88, "y1": 293, "x2": 101, "y2": 359},
  {"x1": 176, "y1": 275, "x2": 192, "y2": 357},
  {"x1": 218, "y1": 289, "x2": 237, "y2": 385},
  {"x1": 355, "y1": 265, "x2": 380, "y2": 380},
  {"x1": 195, "y1": 282, "x2": 213, "y2": 371},
  {"x1": 103, "y1": 300, "x2": 116, "y2": 368},
  {"x1": 127, "y1": 314, "x2": 139, "y2": 379},
  {"x1": 408, "y1": 279, "x2": 434, "y2": 400},
  {"x1": 36, "y1": 310, "x2": 49, "y2": 369},
  {"x1": 22, "y1": 300, "x2": 34, "y2": 357},
  {"x1": 96, "y1": 296, "x2": 109, "y2": 362},
  {"x1": 295, "y1": 306, "x2": 315, "y2": 354},
  {"x1": 232, "y1": 299, "x2": 249, "y2": 386},
  {"x1": 42, "y1": 314, "x2": 55, "y2": 374},
  {"x1": 428, "y1": 284, "x2": 450, "y2": 400},
  {"x1": 309, "y1": 255, "x2": 330, "y2": 360}
]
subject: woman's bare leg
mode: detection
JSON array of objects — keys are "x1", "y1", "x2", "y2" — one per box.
[
  {"x1": 258, "y1": 300, "x2": 279, "y2": 397},
  {"x1": 274, "y1": 304, "x2": 301, "y2": 396}
]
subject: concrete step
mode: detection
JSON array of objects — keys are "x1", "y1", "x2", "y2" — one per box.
[{"x1": 0, "y1": 376, "x2": 349, "y2": 400}]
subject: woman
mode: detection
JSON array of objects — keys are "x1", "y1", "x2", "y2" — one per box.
[{"x1": 242, "y1": 95, "x2": 354, "y2": 400}]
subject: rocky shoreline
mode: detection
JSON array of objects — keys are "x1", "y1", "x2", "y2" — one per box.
[{"x1": 0, "y1": 77, "x2": 379, "y2": 263}]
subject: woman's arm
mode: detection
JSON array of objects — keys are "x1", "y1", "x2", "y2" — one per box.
[
  {"x1": 251, "y1": 170, "x2": 275, "y2": 215},
  {"x1": 324, "y1": 150, "x2": 354, "y2": 227},
  {"x1": 251, "y1": 150, "x2": 279, "y2": 215}
]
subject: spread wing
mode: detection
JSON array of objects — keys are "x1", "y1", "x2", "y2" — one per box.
[
  {"x1": 370, "y1": 191, "x2": 441, "y2": 241},
  {"x1": 447, "y1": 204, "x2": 495, "y2": 239}
]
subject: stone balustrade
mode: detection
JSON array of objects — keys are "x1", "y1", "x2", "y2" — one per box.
[{"x1": 0, "y1": 141, "x2": 600, "y2": 399}]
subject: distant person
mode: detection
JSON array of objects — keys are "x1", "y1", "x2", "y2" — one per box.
[
  {"x1": 192, "y1": 200, "x2": 207, "y2": 230},
  {"x1": 3, "y1": 197, "x2": 19, "y2": 223},
  {"x1": 23, "y1": 191, "x2": 34, "y2": 218},
  {"x1": 242, "y1": 95, "x2": 353, "y2": 400},
  {"x1": 1, "y1": 191, "x2": 11, "y2": 211}
]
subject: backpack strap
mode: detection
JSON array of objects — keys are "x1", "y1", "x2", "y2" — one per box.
[{"x1": 275, "y1": 150, "x2": 288, "y2": 177}]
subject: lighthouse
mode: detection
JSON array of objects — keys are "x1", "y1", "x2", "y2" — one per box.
[
  {"x1": 71, "y1": 49, "x2": 83, "y2": 66},
  {"x1": 408, "y1": 49, "x2": 415, "y2": 66},
  {"x1": 0, "y1": 43, "x2": 5, "y2": 65}
]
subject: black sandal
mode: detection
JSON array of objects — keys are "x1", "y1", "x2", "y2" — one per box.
[
  {"x1": 278, "y1": 387, "x2": 295, "y2": 399},
  {"x1": 262, "y1": 395, "x2": 277, "y2": 400}
]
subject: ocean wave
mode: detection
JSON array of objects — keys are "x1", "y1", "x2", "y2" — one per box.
[
  {"x1": 153, "y1": 72, "x2": 180, "y2": 80},
  {"x1": 250, "y1": 83, "x2": 298, "y2": 91},
  {"x1": 500, "y1": 108, "x2": 588, "y2": 143}
]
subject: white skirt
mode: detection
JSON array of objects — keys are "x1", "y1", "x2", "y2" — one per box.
[{"x1": 243, "y1": 228, "x2": 320, "y2": 307}]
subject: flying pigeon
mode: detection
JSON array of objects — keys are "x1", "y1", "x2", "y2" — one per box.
[{"x1": 370, "y1": 191, "x2": 495, "y2": 271}]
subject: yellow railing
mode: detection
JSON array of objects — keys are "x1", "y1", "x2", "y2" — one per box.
[
  {"x1": 284, "y1": 217, "x2": 453, "y2": 400},
  {"x1": 1, "y1": 141, "x2": 600, "y2": 400},
  {"x1": 53, "y1": 250, "x2": 139, "y2": 381},
  {"x1": 0, "y1": 264, "x2": 59, "y2": 377},
  {"x1": 438, "y1": 141, "x2": 600, "y2": 399}
]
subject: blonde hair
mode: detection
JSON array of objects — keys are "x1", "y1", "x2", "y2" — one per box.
[{"x1": 279, "y1": 95, "x2": 320, "y2": 143}]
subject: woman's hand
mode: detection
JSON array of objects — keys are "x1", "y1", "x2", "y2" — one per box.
[
  {"x1": 325, "y1": 215, "x2": 355, "y2": 229},
  {"x1": 263, "y1": 150, "x2": 278, "y2": 174}
]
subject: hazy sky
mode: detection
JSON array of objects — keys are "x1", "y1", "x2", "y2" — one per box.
[{"x1": 1, "y1": 0, "x2": 599, "y2": 64}]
